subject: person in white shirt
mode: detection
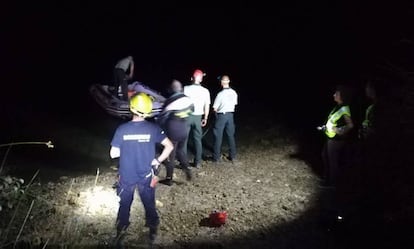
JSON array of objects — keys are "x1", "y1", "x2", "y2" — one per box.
[
  {"x1": 183, "y1": 69, "x2": 211, "y2": 168},
  {"x1": 114, "y1": 55, "x2": 134, "y2": 100},
  {"x1": 212, "y1": 75, "x2": 238, "y2": 164}
]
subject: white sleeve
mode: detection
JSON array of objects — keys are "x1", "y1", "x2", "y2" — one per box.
[{"x1": 110, "y1": 147, "x2": 120, "y2": 159}]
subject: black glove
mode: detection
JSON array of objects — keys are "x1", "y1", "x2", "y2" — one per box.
[{"x1": 152, "y1": 165, "x2": 160, "y2": 176}]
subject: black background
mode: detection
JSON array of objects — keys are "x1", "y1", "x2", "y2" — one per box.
[{"x1": 2, "y1": 1, "x2": 413, "y2": 149}]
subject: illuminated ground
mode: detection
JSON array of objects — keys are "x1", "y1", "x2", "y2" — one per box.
[{"x1": 1, "y1": 110, "x2": 411, "y2": 249}]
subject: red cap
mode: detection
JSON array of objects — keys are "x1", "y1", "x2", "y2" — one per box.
[{"x1": 193, "y1": 69, "x2": 205, "y2": 78}]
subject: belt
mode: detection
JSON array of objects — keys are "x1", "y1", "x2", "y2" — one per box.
[{"x1": 217, "y1": 112, "x2": 233, "y2": 114}]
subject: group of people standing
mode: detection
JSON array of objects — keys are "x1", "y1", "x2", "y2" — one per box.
[
  {"x1": 109, "y1": 56, "x2": 239, "y2": 246},
  {"x1": 318, "y1": 79, "x2": 387, "y2": 221},
  {"x1": 108, "y1": 55, "x2": 393, "y2": 245},
  {"x1": 181, "y1": 70, "x2": 239, "y2": 168}
]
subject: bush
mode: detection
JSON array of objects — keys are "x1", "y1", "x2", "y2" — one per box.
[{"x1": 0, "y1": 175, "x2": 25, "y2": 212}]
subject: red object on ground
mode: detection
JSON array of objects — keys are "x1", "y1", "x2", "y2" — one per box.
[{"x1": 209, "y1": 210, "x2": 228, "y2": 226}]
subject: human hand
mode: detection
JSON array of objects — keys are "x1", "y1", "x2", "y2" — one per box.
[
  {"x1": 152, "y1": 165, "x2": 160, "y2": 176},
  {"x1": 151, "y1": 158, "x2": 161, "y2": 175},
  {"x1": 201, "y1": 119, "x2": 207, "y2": 127},
  {"x1": 151, "y1": 158, "x2": 161, "y2": 166}
]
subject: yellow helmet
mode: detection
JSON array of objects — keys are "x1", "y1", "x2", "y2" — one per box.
[{"x1": 129, "y1": 93, "x2": 153, "y2": 117}]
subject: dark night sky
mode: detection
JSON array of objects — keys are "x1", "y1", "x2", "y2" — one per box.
[{"x1": 2, "y1": 1, "x2": 414, "y2": 129}]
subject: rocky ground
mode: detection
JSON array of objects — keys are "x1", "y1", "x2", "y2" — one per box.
[{"x1": 1, "y1": 111, "x2": 412, "y2": 249}]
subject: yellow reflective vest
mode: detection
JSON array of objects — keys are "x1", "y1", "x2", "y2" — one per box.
[
  {"x1": 362, "y1": 104, "x2": 374, "y2": 128},
  {"x1": 325, "y1": 105, "x2": 351, "y2": 138}
]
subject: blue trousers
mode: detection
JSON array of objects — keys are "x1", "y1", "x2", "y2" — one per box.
[
  {"x1": 213, "y1": 112, "x2": 236, "y2": 161},
  {"x1": 116, "y1": 176, "x2": 159, "y2": 231}
]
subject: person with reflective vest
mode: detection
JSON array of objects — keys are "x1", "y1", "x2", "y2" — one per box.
[
  {"x1": 157, "y1": 80, "x2": 194, "y2": 186},
  {"x1": 109, "y1": 93, "x2": 174, "y2": 245},
  {"x1": 359, "y1": 81, "x2": 377, "y2": 140},
  {"x1": 357, "y1": 79, "x2": 387, "y2": 201},
  {"x1": 319, "y1": 84, "x2": 354, "y2": 187}
]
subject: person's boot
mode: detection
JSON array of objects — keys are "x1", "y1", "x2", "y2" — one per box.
[
  {"x1": 159, "y1": 177, "x2": 173, "y2": 186},
  {"x1": 184, "y1": 168, "x2": 192, "y2": 181},
  {"x1": 149, "y1": 226, "x2": 158, "y2": 244},
  {"x1": 114, "y1": 228, "x2": 126, "y2": 249}
]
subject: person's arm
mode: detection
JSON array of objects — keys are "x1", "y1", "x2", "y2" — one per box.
[
  {"x1": 212, "y1": 95, "x2": 219, "y2": 113},
  {"x1": 203, "y1": 103, "x2": 210, "y2": 119},
  {"x1": 201, "y1": 91, "x2": 211, "y2": 127},
  {"x1": 151, "y1": 137, "x2": 174, "y2": 166},
  {"x1": 335, "y1": 115, "x2": 354, "y2": 136},
  {"x1": 129, "y1": 60, "x2": 134, "y2": 78},
  {"x1": 201, "y1": 103, "x2": 210, "y2": 127}
]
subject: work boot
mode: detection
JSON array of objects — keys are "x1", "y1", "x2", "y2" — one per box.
[
  {"x1": 159, "y1": 177, "x2": 173, "y2": 186},
  {"x1": 184, "y1": 168, "x2": 192, "y2": 181},
  {"x1": 149, "y1": 226, "x2": 158, "y2": 244},
  {"x1": 114, "y1": 228, "x2": 126, "y2": 249},
  {"x1": 193, "y1": 162, "x2": 201, "y2": 169}
]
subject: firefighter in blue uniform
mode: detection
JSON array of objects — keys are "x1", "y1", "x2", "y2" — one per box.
[{"x1": 110, "y1": 93, "x2": 174, "y2": 245}]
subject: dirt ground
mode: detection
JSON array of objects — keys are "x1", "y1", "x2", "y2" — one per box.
[{"x1": 0, "y1": 112, "x2": 412, "y2": 249}]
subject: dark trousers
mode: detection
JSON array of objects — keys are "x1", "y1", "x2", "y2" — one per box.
[
  {"x1": 321, "y1": 138, "x2": 349, "y2": 186},
  {"x1": 166, "y1": 140, "x2": 191, "y2": 178},
  {"x1": 114, "y1": 68, "x2": 128, "y2": 101},
  {"x1": 185, "y1": 115, "x2": 203, "y2": 164},
  {"x1": 116, "y1": 177, "x2": 159, "y2": 231},
  {"x1": 165, "y1": 118, "x2": 191, "y2": 178},
  {"x1": 213, "y1": 112, "x2": 236, "y2": 161}
]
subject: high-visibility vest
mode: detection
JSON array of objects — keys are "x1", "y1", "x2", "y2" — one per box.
[
  {"x1": 325, "y1": 105, "x2": 351, "y2": 138},
  {"x1": 362, "y1": 104, "x2": 374, "y2": 128}
]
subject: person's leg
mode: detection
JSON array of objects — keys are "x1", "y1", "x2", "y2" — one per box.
[
  {"x1": 116, "y1": 181, "x2": 135, "y2": 231},
  {"x1": 192, "y1": 116, "x2": 203, "y2": 165},
  {"x1": 160, "y1": 141, "x2": 177, "y2": 186},
  {"x1": 321, "y1": 140, "x2": 330, "y2": 183},
  {"x1": 183, "y1": 117, "x2": 193, "y2": 162},
  {"x1": 138, "y1": 177, "x2": 159, "y2": 229},
  {"x1": 120, "y1": 76, "x2": 129, "y2": 101},
  {"x1": 176, "y1": 140, "x2": 191, "y2": 169},
  {"x1": 225, "y1": 114, "x2": 236, "y2": 160},
  {"x1": 168, "y1": 119, "x2": 192, "y2": 171},
  {"x1": 213, "y1": 114, "x2": 226, "y2": 162},
  {"x1": 137, "y1": 177, "x2": 159, "y2": 243},
  {"x1": 327, "y1": 139, "x2": 345, "y2": 187},
  {"x1": 175, "y1": 139, "x2": 192, "y2": 180},
  {"x1": 114, "y1": 69, "x2": 125, "y2": 97},
  {"x1": 112, "y1": 69, "x2": 118, "y2": 95},
  {"x1": 166, "y1": 142, "x2": 177, "y2": 179}
]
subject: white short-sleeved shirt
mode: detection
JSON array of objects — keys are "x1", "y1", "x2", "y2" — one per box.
[
  {"x1": 183, "y1": 84, "x2": 210, "y2": 115},
  {"x1": 115, "y1": 57, "x2": 133, "y2": 71},
  {"x1": 213, "y1": 88, "x2": 238, "y2": 113}
]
